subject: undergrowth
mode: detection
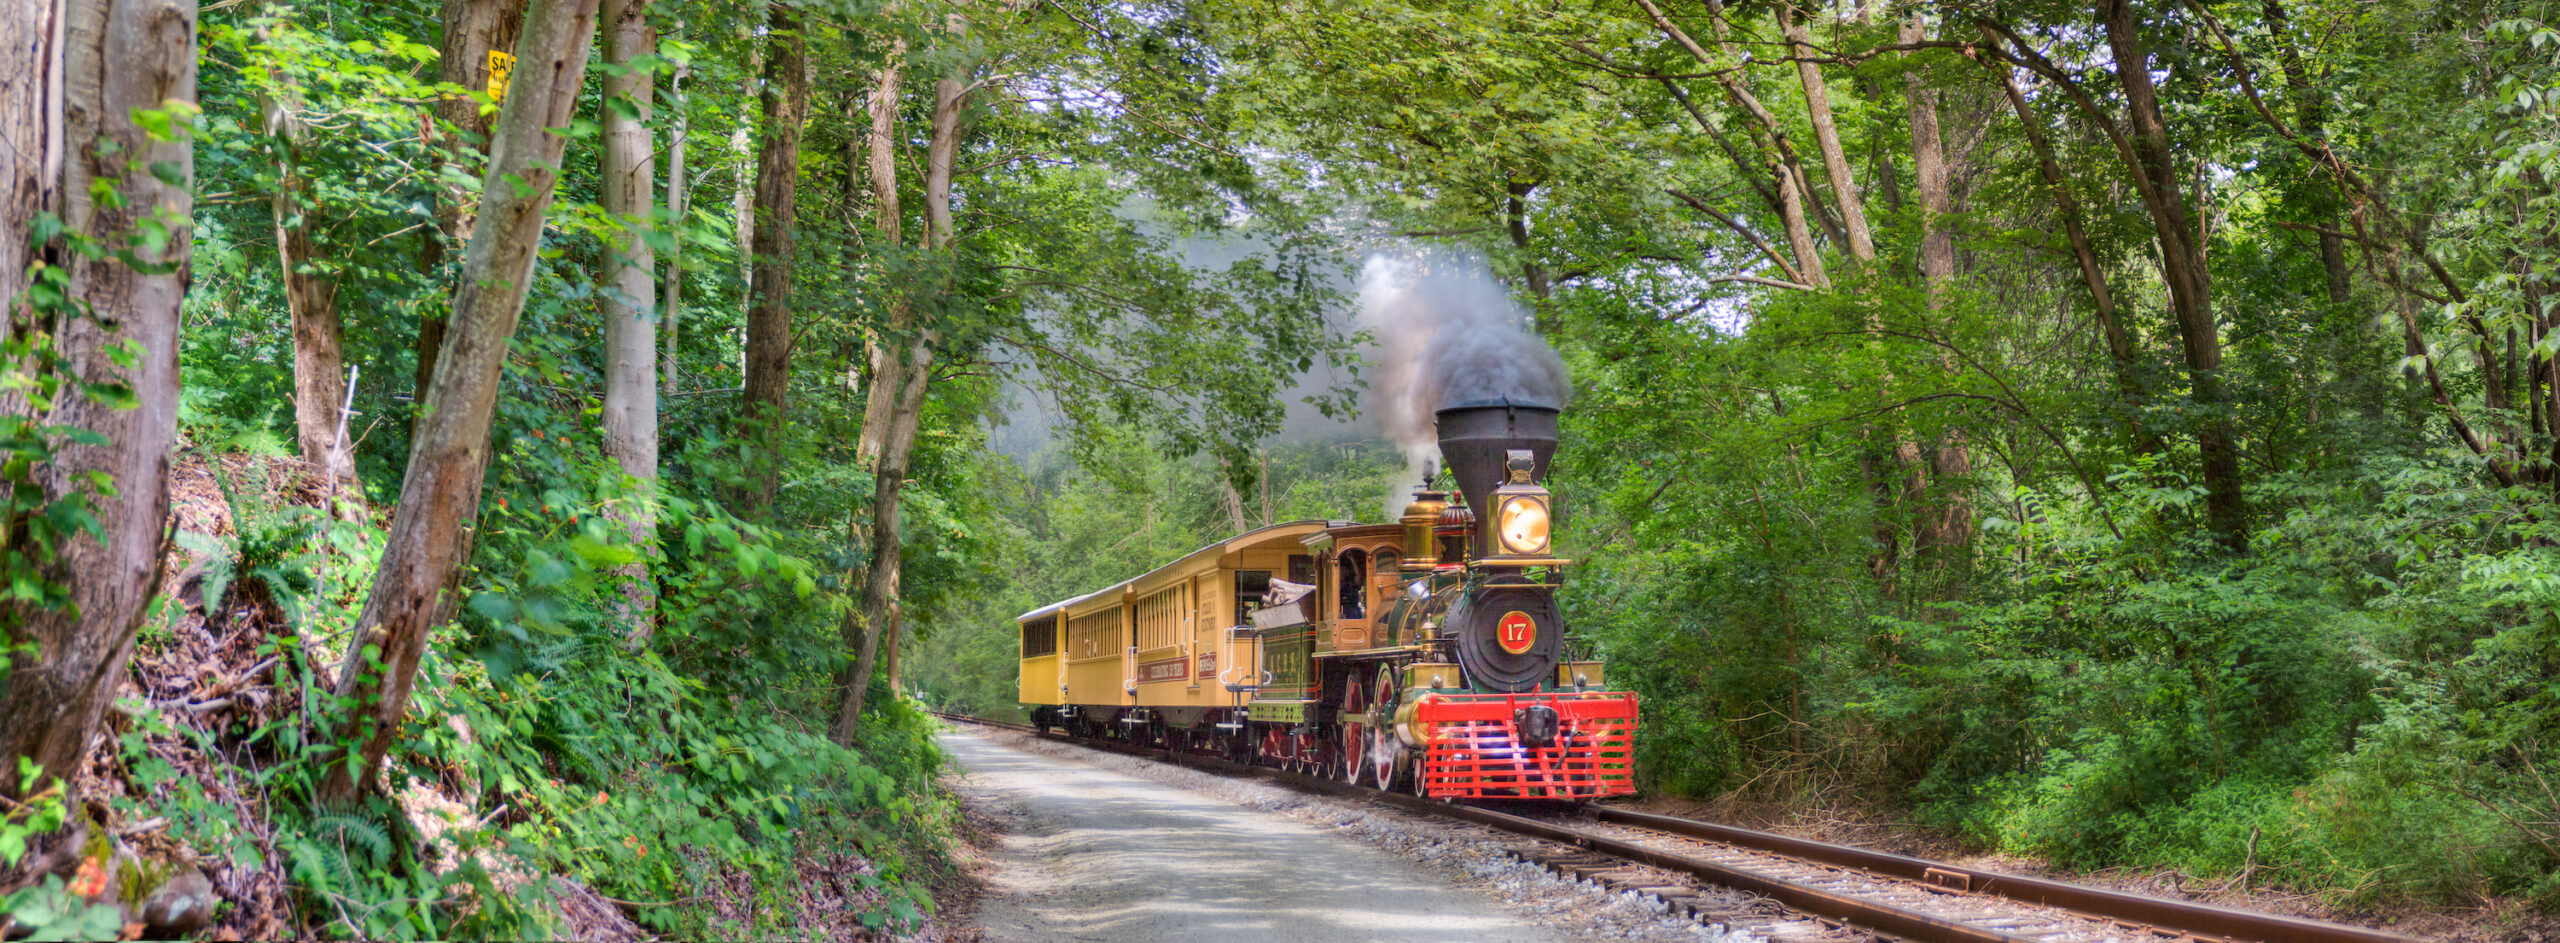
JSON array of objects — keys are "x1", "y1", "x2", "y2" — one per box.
[{"x1": 55, "y1": 436, "x2": 961, "y2": 939}]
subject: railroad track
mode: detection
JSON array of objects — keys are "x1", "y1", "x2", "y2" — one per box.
[{"x1": 931, "y1": 712, "x2": 2412, "y2": 943}]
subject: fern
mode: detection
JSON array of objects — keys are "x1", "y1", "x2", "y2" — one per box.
[
  {"x1": 313, "y1": 812, "x2": 392, "y2": 864},
  {"x1": 287, "y1": 812, "x2": 390, "y2": 898},
  {"x1": 173, "y1": 530, "x2": 235, "y2": 615},
  {"x1": 285, "y1": 835, "x2": 352, "y2": 896}
]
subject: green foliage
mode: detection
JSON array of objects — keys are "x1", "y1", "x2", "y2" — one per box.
[
  {"x1": 0, "y1": 761, "x2": 120, "y2": 941},
  {"x1": 0, "y1": 759, "x2": 68, "y2": 870},
  {"x1": 0, "y1": 877, "x2": 125, "y2": 943}
]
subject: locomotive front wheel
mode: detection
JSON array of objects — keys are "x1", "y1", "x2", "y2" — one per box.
[
  {"x1": 1340, "y1": 722, "x2": 1366, "y2": 785},
  {"x1": 1369, "y1": 724, "x2": 1398, "y2": 790},
  {"x1": 1369, "y1": 668, "x2": 1399, "y2": 789}
]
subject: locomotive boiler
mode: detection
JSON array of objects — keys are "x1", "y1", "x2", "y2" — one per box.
[{"x1": 1015, "y1": 398, "x2": 1636, "y2": 800}]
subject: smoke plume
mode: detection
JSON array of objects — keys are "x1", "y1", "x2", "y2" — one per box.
[{"x1": 1356, "y1": 253, "x2": 1571, "y2": 517}]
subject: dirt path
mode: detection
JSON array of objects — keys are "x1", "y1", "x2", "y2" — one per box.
[{"x1": 940, "y1": 730, "x2": 1575, "y2": 943}]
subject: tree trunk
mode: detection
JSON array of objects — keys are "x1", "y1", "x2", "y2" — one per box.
[
  {"x1": 416, "y1": 0, "x2": 526, "y2": 421},
  {"x1": 275, "y1": 159, "x2": 353, "y2": 495},
  {"x1": 729, "y1": 1, "x2": 762, "y2": 310},
  {"x1": 854, "y1": 50, "x2": 905, "y2": 469},
  {"x1": 599, "y1": 0, "x2": 657, "y2": 645},
  {"x1": 838, "y1": 52, "x2": 910, "y2": 743},
  {"x1": 662, "y1": 56, "x2": 689, "y2": 393},
  {"x1": 2101, "y1": 0, "x2": 2244, "y2": 548},
  {"x1": 1775, "y1": 160, "x2": 1828, "y2": 289},
  {"x1": 837, "y1": 48, "x2": 967, "y2": 742},
  {"x1": 1784, "y1": 5, "x2": 1876, "y2": 266},
  {"x1": 257, "y1": 32, "x2": 356, "y2": 500},
  {"x1": 1904, "y1": 17, "x2": 1953, "y2": 297},
  {"x1": 2259, "y1": 0, "x2": 2350, "y2": 307},
  {"x1": 736, "y1": 3, "x2": 806, "y2": 517},
  {"x1": 322, "y1": 0, "x2": 600, "y2": 803},
  {"x1": 0, "y1": 0, "x2": 193, "y2": 866},
  {"x1": 1505, "y1": 180, "x2": 1553, "y2": 327},
  {"x1": 1902, "y1": 15, "x2": 1971, "y2": 572}
]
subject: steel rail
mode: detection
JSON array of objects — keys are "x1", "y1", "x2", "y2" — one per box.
[
  {"x1": 1583, "y1": 808, "x2": 2412, "y2": 943},
  {"x1": 1361, "y1": 788, "x2": 2032, "y2": 943}
]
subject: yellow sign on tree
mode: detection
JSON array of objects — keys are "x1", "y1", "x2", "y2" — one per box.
[{"x1": 486, "y1": 51, "x2": 514, "y2": 101}]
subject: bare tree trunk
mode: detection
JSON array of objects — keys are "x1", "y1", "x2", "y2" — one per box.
[
  {"x1": 1784, "y1": 5, "x2": 1876, "y2": 266},
  {"x1": 838, "y1": 46, "x2": 968, "y2": 742},
  {"x1": 1775, "y1": 161, "x2": 1828, "y2": 289},
  {"x1": 662, "y1": 55, "x2": 689, "y2": 393},
  {"x1": 416, "y1": 0, "x2": 525, "y2": 419},
  {"x1": 2101, "y1": 0, "x2": 2244, "y2": 548},
  {"x1": 599, "y1": 0, "x2": 657, "y2": 645},
  {"x1": 736, "y1": 3, "x2": 806, "y2": 517},
  {"x1": 276, "y1": 166, "x2": 352, "y2": 493},
  {"x1": 1904, "y1": 18, "x2": 1953, "y2": 298},
  {"x1": 0, "y1": 0, "x2": 193, "y2": 867},
  {"x1": 831, "y1": 53, "x2": 906, "y2": 743},
  {"x1": 854, "y1": 47, "x2": 905, "y2": 469},
  {"x1": 322, "y1": 0, "x2": 600, "y2": 802},
  {"x1": 256, "y1": 29, "x2": 356, "y2": 500},
  {"x1": 1220, "y1": 475, "x2": 1249, "y2": 532},
  {"x1": 837, "y1": 51, "x2": 910, "y2": 743},
  {"x1": 728, "y1": 3, "x2": 761, "y2": 311},
  {"x1": 1903, "y1": 15, "x2": 1971, "y2": 572}
]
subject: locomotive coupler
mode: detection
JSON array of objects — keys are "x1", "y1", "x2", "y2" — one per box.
[{"x1": 1513, "y1": 703, "x2": 1561, "y2": 749}]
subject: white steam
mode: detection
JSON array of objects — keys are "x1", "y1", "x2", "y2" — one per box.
[{"x1": 1356, "y1": 253, "x2": 1571, "y2": 519}]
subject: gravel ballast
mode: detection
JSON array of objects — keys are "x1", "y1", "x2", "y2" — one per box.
[{"x1": 941, "y1": 728, "x2": 1755, "y2": 943}]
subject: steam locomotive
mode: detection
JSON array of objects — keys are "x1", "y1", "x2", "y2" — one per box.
[{"x1": 1014, "y1": 399, "x2": 1637, "y2": 799}]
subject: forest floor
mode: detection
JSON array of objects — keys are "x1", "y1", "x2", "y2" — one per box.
[
  {"x1": 59, "y1": 451, "x2": 648, "y2": 940},
  {"x1": 1613, "y1": 795, "x2": 2553, "y2": 943}
]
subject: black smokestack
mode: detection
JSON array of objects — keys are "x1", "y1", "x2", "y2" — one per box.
[
  {"x1": 1356, "y1": 253, "x2": 1570, "y2": 516},
  {"x1": 1436, "y1": 399, "x2": 1560, "y2": 558}
]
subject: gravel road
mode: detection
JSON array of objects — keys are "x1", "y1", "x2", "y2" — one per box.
[{"x1": 942, "y1": 730, "x2": 1575, "y2": 943}]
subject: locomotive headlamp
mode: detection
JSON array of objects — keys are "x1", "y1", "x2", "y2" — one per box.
[
  {"x1": 1483, "y1": 450, "x2": 1560, "y2": 563},
  {"x1": 1497, "y1": 496, "x2": 1550, "y2": 555}
]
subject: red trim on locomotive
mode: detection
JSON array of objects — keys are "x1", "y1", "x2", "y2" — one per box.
[{"x1": 1413, "y1": 691, "x2": 1637, "y2": 800}]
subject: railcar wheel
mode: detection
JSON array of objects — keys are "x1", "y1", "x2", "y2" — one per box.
[
  {"x1": 1368, "y1": 668, "x2": 1399, "y2": 788},
  {"x1": 1339, "y1": 678, "x2": 1369, "y2": 784},
  {"x1": 1370, "y1": 724, "x2": 1398, "y2": 791}
]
